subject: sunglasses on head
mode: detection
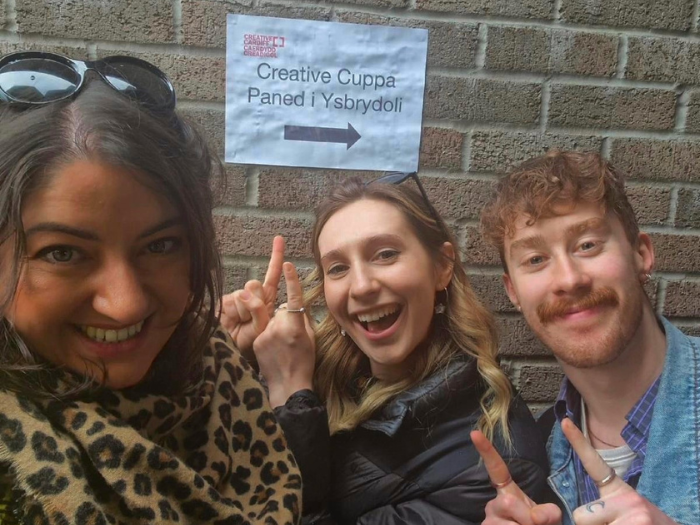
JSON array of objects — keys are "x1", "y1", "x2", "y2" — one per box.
[
  {"x1": 367, "y1": 171, "x2": 448, "y2": 234},
  {"x1": 0, "y1": 52, "x2": 176, "y2": 111}
]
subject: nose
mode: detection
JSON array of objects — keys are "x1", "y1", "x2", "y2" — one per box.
[
  {"x1": 91, "y1": 258, "x2": 150, "y2": 324},
  {"x1": 349, "y1": 264, "x2": 380, "y2": 300},
  {"x1": 551, "y1": 255, "x2": 591, "y2": 295}
]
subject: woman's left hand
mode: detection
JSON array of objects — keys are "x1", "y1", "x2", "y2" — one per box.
[{"x1": 253, "y1": 262, "x2": 316, "y2": 408}]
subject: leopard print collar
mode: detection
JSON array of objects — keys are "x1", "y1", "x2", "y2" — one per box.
[{"x1": 0, "y1": 328, "x2": 301, "y2": 524}]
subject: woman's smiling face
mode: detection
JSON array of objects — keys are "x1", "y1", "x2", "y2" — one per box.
[
  {"x1": 317, "y1": 198, "x2": 453, "y2": 382},
  {"x1": 4, "y1": 159, "x2": 191, "y2": 389}
]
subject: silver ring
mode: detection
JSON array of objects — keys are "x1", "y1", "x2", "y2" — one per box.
[
  {"x1": 491, "y1": 476, "x2": 513, "y2": 490},
  {"x1": 274, "y1": 305, "x2": 305, "y2": 314},
  {"x1": 595, "y1": 468, "x2": 616, "y2": 488}
]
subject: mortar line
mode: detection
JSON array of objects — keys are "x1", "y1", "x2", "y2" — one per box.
[
  {"x1": 5, "y1": 0, "x2": 16, "y2": 33},
  {"x1": 173, "y1": 0, "x2": 183, "y2": 45},
  {"x1": 693, "y1": 0, "x2": 700, "y2": 32},
  {"x1": 540, "y1": 80, "x2": 551, "y2": 132},
  {"x1": 675, "y1": 89, "x2": 691, "y2": 132},
  {"x1": 616, "y1": 34, "x2": 628, "y2": 79},
  {"x1": 668, "y1": 186, "x2": 680, "y2": 226},
  {"x1": 475, "y1": 23, "x2": 488, "y2": 69}
]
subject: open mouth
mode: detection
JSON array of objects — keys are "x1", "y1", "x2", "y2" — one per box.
[
  {"x1": 78, "y1": 320, "x2": 145, "y2": 343},
  {"x1": 356, "y1": 305, "x2": 402, "y2": 334}
]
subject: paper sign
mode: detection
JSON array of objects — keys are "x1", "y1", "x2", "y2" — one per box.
[{"x1": 225, "y1": 14, "x2": 428, "y2": 172}]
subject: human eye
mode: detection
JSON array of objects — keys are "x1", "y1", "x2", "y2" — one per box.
[
  {"x1": 578, "y1": 239, "x2": 602, "y2": 254},
  {"x1": 375, "y1": 249, "x2": 399, "y2": 262},
  {"x1": 146, "y1": 237, "x2": 182, "y2": 255},
  {"x1": 325, "y1": 263, "x2": 348, "y2": 277},
  {"x1": 35, "y1": 245, "x2": 82, "y2": 264},
  {"x1": 521, "y1": 254, "x2": 546, "y2": 268}
]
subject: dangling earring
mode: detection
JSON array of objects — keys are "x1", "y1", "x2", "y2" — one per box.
[
  {"x1": 643, "y1": 272, "x2": 652, "y2": 283},
  {"x1": 434, "y1": 287, "x2": 448, "y2": 314},
  {"x1": 340, "y1": 328, "x2": 347, "y2": 337}
]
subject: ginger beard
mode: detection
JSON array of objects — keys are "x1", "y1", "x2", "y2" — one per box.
[{"x1": 525, "y1": 283, "x2": 646, "y2": 369}]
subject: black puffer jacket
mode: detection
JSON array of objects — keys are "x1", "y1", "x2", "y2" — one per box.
[{"x1": 275, "y1": 358, "x2": 549, "y2": 524}]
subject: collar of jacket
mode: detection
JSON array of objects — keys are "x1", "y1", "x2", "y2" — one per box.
[
  {"x1": 546, "y1": 317, "x2": 700, "y2": 525},
  {"x1": 359, "y1": 357, "x2": 478, "y2": 436}
]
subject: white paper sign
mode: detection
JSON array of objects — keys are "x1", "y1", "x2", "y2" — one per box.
[{"x1": 225, "y1": 14, "x2": 428, "y2": 172}]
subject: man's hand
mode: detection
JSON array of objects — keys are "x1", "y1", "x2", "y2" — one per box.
[
  {"x1": 471, "y1": 430, "x2": 562, "y2": 525},
  {"x1": 221, "y1": 235, "x2": 285, "y2": 356},
  {"x1": 562, "y1": 418, "x2": 679, "y2": 525}
]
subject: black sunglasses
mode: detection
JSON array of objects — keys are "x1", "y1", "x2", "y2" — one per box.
[
  {"x1": 0, "y1": 52, "x2": 176, "y2": 111},
  {"x1": 368, "y1": 171, "x2": 448, "y2": 233}
]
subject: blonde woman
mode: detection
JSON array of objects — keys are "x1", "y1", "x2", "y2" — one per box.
[{"x1": 223, "y1": 175, "x2": 548, "y2": 524}]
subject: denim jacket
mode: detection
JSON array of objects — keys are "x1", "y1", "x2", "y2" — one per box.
[{"x1": 546, "y1": 318, "x2": 700, "y2": 525}]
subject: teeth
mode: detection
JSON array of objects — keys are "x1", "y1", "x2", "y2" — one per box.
[
  {"x1": 80, "y1": 321, "x2": 144, "y2": 343},
  {"x1": 357, "y1": 305, "x2": 399, "y2": 323}
]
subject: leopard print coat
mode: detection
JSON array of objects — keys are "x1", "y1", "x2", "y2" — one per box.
[{"x1": 0, "y1": 328, "x2": 301, "y2": 525}]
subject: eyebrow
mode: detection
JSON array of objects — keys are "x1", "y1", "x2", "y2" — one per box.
[
  {"x1": 564, "y1": 217, "x2": 609, "y2": 237},
  {"x1": 24, "y1": 217, "x2": 183, "y2": 241},
  {"x1": 508, "y1": 217, "x2": 610, "y2": 256},
  {"x1": 320, "y1": 233, "x2": 404, "y2": 264}
]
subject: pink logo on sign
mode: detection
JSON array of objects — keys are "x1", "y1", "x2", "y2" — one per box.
[{"x1": 244, "y1": 34, "x2": 285, "y2": 58}]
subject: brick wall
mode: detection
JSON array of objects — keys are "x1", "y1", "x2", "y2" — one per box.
[{"x1": 6, "y1": 0, "x2": 700, "y2": 409}]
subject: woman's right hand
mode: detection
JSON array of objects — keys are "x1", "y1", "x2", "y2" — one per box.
[
  {"x1": 221, "y1": 236, "x2": 285, "y2": 356},
  {"x1": 254, "y1": 261, "x2": 316, "y2": 408}
]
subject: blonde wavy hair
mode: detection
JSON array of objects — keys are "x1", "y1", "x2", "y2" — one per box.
[{"x1": 304, "y1": 177, "x2": 513, "y2": 443}]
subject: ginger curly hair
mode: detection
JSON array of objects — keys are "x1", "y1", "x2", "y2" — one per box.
[{"x1": 480, "y1": 150, "x2": 639, "y2": 271}]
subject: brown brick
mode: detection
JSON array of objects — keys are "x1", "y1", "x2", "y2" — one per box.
[
  {"x1": 325, "y1": 0, "x2": 409, "y2": 6},
  {"x1": 0, "y1": 42, "x2": 88, "y2": 59},
  {"x1": 462, "y1": 225, "x2": 502, "y2": 267},
  {"x1": 222, "y1": 265, "x2": 250, "y2": 294},
  {"x1": 486, "y1": 27, "x2": 617, "y2": 77},
  {"x1": 419, "y1": 128, "x2": 463, "y2": 170},
  {"x1": 549, "y1": 85, "x2": 675, "y2": 131},
  {"x1": 560, "y1": 0, "x2": 694, "y2": 31},
  {"x1": 470, "y1": 131, "x2": 602, "y2": 173},
  {"x1": 664, "y1": 281, "x2": 700, "y2": 317},
  {"x1": 180, "y1": 107, "x2": 225, "y2": 157},
  {"x1": 182, "y1": 1, "x2": 331, "y2": 48},
  {"x1": 610, "y1": 139, "x2": 700, "y2": 183},
  {"x1": 95, "y1": 49, "x2": 225, "y2": 103},
  {"x1": 496, "y1": 316, "x2": 551, "y2": 357},
  {"x1": 215, "y1": 214, "x2": 313, "y2": 258},
  {"x1": 626, "y1": 185, "x2": 671, "y2": 225},
  {"x1": 650, "y1": 233, "x2": 700, "y2": 273},
  {"x1": 675, "y1": 188, "x2": 700, "y2": 228},
  {"x1": 469, "y1": 273, "x2": 514, "y2": 313},
  {"x1": 215, "y1": 166, "x2": 247, "y2": 208},
  {"x1": 677, "y1": 324, "x2": 700, "y2": 338},
  {"x1": 425, "y1": 77, "x2": 540, "y2": 125},
  {"x1": 17, "y1": 0, "x2": 174, "y2": 43},
  {"x1": 627, "y1": 37, "x2": 700, "y2": 85},
  {"x1": 683, "y1": 91, "x2": 700, "y2": 134},
  {"x1": 336, "y1": 13, "x2": 478, "y2": 69},
  {"x1": 518, "y1": 364, "x2": 564, "y2": 403},
  {"x1": 415, "y1": 0, "x2": 554, "y2": 19},
  {"x1": 258, "y1": 169, "x2": 377, "y2": 211},
  {"x1": 421, "y1": 177, "x2": 494, "y2": 220}
]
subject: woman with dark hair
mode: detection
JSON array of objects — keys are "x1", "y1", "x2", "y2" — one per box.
[
  {"x1": 0, "y1": 53, "x2": 300, "y2": 525},
  {"x1": 223, "y1": 175, "x2": 549, "y2": 524}
]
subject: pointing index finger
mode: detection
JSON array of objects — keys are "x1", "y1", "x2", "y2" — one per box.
[
  {"x1": 561, "y1": 418, "x2": 625, "y2": 496},
  {"x1": 471, "y1": 430, "x2": 525, "y2": 498},
  {"x1": 283, "y1": 262, "x2": 305, "y2": 315},
  {"x1": 263, "y1": 236, "x2": 285, "y2": 303}
]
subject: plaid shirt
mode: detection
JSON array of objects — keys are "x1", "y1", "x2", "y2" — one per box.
[{"x1": 554, "y1": 376, "x2": 661, "y2": 505}]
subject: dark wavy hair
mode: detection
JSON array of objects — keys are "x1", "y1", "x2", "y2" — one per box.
[{"x1": 0, "y1": 81, "x2": 223, "y2": 397}]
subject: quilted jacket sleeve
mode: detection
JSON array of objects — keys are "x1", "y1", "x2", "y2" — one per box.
[{"x1": 274, "y1": 390, "x2": 333, "y2": 517}]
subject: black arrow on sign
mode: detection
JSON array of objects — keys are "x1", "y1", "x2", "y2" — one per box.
[{"x1": 284, "y1": 123, "x2": 361, "y2": 150}]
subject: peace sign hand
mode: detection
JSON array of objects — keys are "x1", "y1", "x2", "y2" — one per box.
[
  {"x1": 221, "y1": 236, "x2": 285, "y2": 358},
  {"x1": 253, "y1": 261, "x2": 316, "y2": 408},
  {"x1": 562, "y1": 418, "x2": 679, "y2": 525},
  {"x1": 471, "y1": 430, "x2": 562, "y2": 525}
]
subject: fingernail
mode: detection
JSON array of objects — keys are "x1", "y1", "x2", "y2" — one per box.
[{"x1": 240, "y1": 291, "x2": 251, "y2": 300}]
